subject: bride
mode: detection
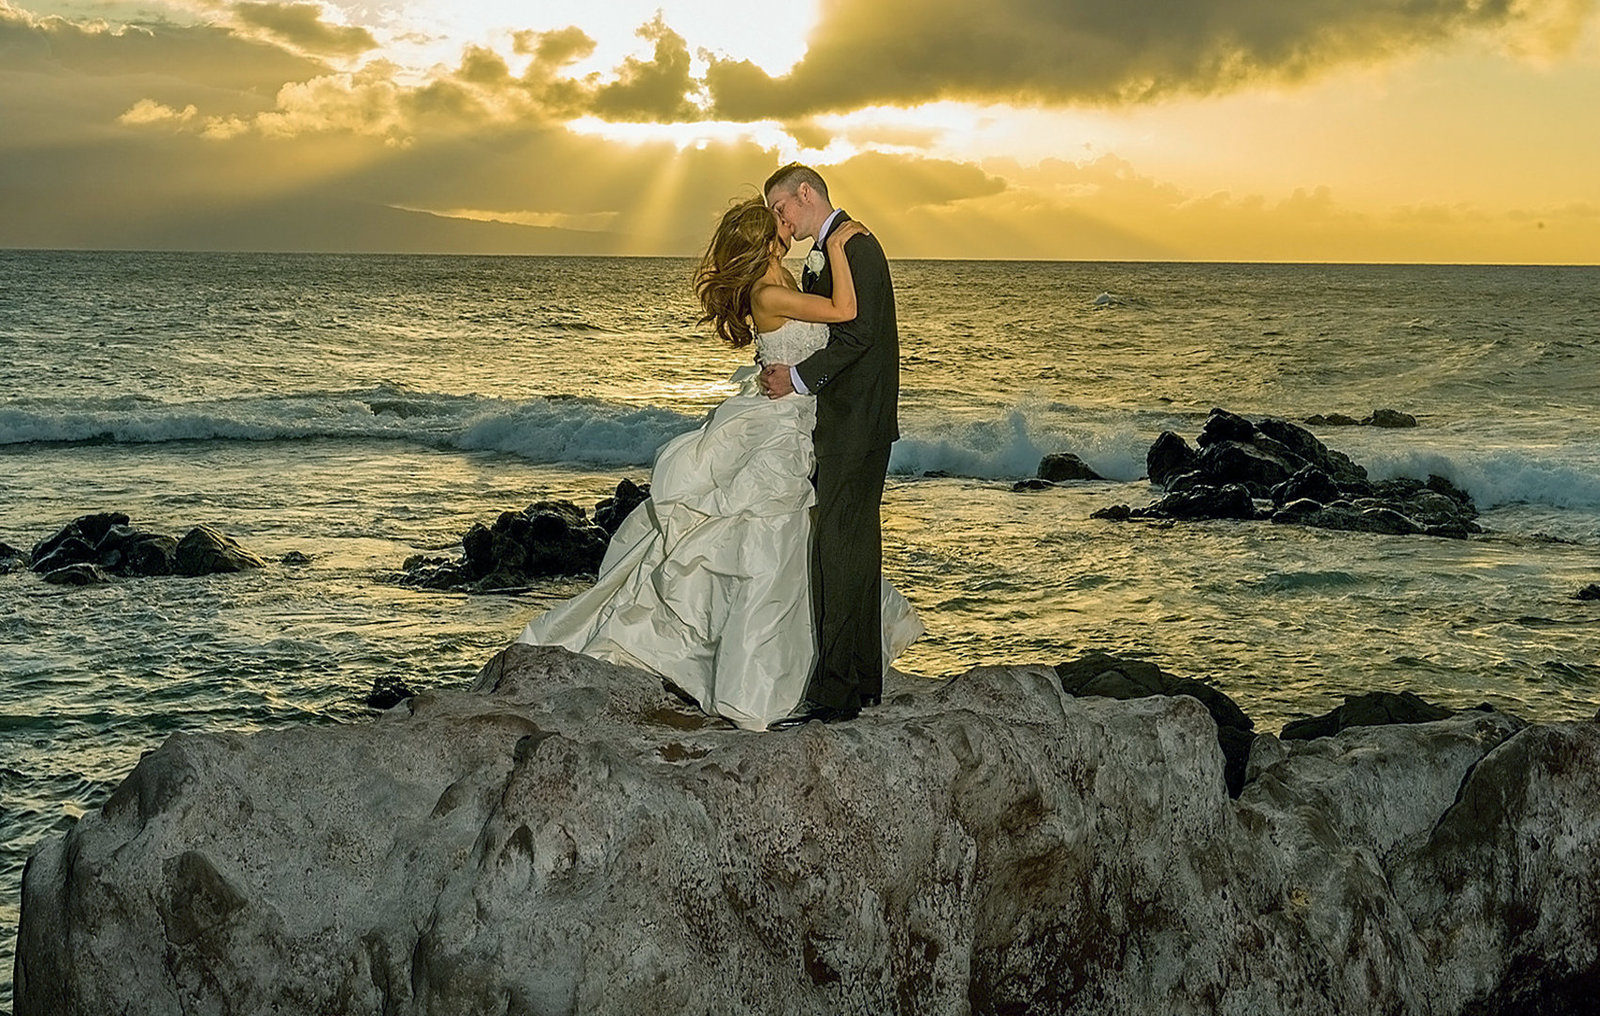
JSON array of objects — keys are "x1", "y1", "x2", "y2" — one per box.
[{"x1": 516, "y1": 197, "x2": 922, "y2": 730}]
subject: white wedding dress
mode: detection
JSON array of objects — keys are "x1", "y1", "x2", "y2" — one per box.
[{"x1": 516, "y1": 319, "x2": 923, "y2": 730}]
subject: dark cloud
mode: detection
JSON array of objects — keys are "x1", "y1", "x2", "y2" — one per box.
[
  {"x1": 231, "y1": 2, "x2": 378, "y2": 58},
  {"x1": 0, "y1": 1, "x2": 329, "y2": 92},
  {"x1": 589, "y1": 14, "x2": 699, "y2": 123},
  {"x1": 705, "y1": 0, "x2": 1595, "y2": 118}
]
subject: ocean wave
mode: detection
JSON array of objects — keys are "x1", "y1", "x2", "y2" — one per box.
[
  {"x1": 6, "y1": 389, "x2": 1597, "y2": 510},
  {"x1": 0, "y1": 387, "x2": 701, "y2": 468},
  {"x1": 1363, "y1": 445, "x2": 1600, "y2": 511},
  {"x1": 890, "y1": 410, "x2": 1150, "y2": 482}
]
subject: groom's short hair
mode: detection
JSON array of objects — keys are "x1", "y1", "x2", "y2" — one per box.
[{"x1": 764, "y1": 163, "x2": 829, "y2": 203}]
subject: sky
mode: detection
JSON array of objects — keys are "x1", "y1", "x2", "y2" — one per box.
[{"x1": 3, "y1": 0, "x2": 1598, "y2": 261}]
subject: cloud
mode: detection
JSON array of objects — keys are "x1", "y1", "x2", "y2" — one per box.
[
  {"x1": 705, "y1": 0, "x2": 1600, "y2": 118},
  {"x1": 0, "y1": 0, "x2": 330, "y2": 94},
  {"x1": 588, "y1": 14, "x2": 700, "y2": 123},
  {"x1": 231, "y1": 2, "x2": 378, "y2": 58}
]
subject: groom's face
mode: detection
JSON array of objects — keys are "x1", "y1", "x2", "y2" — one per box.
[{"x1": 766, "y1": 185, "x2": 811, "y2": 241}]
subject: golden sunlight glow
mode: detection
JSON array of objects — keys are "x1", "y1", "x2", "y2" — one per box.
[{"x1": 6, "y1": 0, "x2": 1599, "y2": 261}]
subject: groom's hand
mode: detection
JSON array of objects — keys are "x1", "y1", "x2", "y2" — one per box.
[{"x1": 761, "y1": 364, "x2": 794, "y2": 398}]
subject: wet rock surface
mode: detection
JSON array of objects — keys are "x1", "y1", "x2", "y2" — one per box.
[
  {"x1": 18, "y1": 513, "x2": 266, "y2": 582},
  {"x1": 17, "y1": 646, "x2": 1598, "y2": 1015},
  {"x1": 398, "y1": 480, "x2": 650, "y2": 593},
  {"x1": 1097, "y1": 409, "x2": 1482, "y2": 538}
]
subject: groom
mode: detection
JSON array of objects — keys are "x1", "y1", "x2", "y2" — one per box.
[{"x1": 760, "y1": 163, "x2": 900, "y2": 725}]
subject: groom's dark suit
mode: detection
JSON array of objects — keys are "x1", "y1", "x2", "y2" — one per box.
[{"x1": 796, "y1": 211, "x2": 899, "y2": 711}]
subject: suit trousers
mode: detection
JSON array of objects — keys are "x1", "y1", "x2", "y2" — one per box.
[{"x1": 808, "y1": 444, "x2": 891, "y2": 710}]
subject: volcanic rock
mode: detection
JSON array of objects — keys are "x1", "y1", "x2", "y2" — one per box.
[
  {"x1": 1146, "y1": 431, "x2": 1199, "y2": 487},
  {"x1": 1365, "y1": 408, "x2": 1418, "y2": 428},
  {"x1": 40, "y1": 563, "x2": 112, "y2": 586},
  {"x1": 1281, "y1": 690, "x2": 1458, "y2": 741},
  {"x1": 401, "y1": 499, "x2": 610, "y2": 592},
  {"x1": 592, "y1": 479, "x2": 651, "y2": 537},
  {"x1": 1036, "y1": 452, "x2": 1104, "y2": 483},
  {"x1": 174, "y1": 525, "x2": 268, "y2": 577},
  {"x1": 16, "y1": 647, "x2": 1599, "y2": 1014},
  {"x1": 1107, "y1": 410, "x2": 1477, "y2": 538},
  {"x1": 1056, "y1": 651, "x2": 1253, "y2": 796}
]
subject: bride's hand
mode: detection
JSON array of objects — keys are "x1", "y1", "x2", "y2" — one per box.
[{"x1": 826, "y1": 220, "x2": 868, "y2": 252}]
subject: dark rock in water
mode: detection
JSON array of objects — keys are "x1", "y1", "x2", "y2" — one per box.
[
  {"x1": 1304, "y1": 413, "x2": 1362, "y2": 427},
  {"x1": 1365, "y1": 408, "x2": 1418, "y2": 428},
  {"x1": 1037, "y1": 452, "x2": 1104, "y2": 482},
  {"x1": 1012, "y1": 478, "x2": 1055, "y2": 492},
  {"x1": 1355, "y1": 506, "x2": 1425, "y2": 536},
  {"x1": 1145, "y1": 482, "x2": 1259, "y2": 521},
  {"x1": 112, "y1": 531, "x2": 178, "y2": 577},
  {"x1": 1199, "y1": 440, "x2": 1295, "y2": 491},
  {"x1": 31, "y1": 512, "x2": 131, "y2": 565},
  {"x1": 174, "y1": 525, "x2": 268, "y2": 577},
  {"x1": 281, "y1": 551, "x2": 313, "y2": 567},
  {"x1": 1, "y1": 540, "x2": 26, "y2": 562},
  {"x1": 1107, "y1": 411, "x2": 1476, "y2": 539},
  {"x1": 26, "y1": 515, "x2": 261, "y2": 580},
  {"x1": 42, "y1": 563, "x2": 112, "y2": 586},
  {"x1": 1146, "y1": 431, "x2": 1198, "y2": 487},
  {"x1": 1197, "y1": 408, "x2": 1257, "y2": 446},
  {"x1": 1577, "y1": 584, "x2": 1600, "y2": 601},
  {"x1": 1164, "y1": 469, "x2": 1212, "y2": 494},
  {"x1": 1090, "y1": 504, "x2": 1132, "y2": 521},
  {"x1": 367, "y1": 674, "x2": 416, "y2": 710},
  {"x1": 593, "y1": 478, "x2": 651, "y2": 537},
  {"x1": 1056, "y1": 651, "x2": 1252, "y2": 796},
  {"x1": 921, "y1": 469, "x2": 955, "y2": 478},
  {"x1": 30, "y1": 536, "x2": 96, "y2": 576},
  {"x1": 1255, "y1": 418, "x2": 1367, "y2": 485},
  {"x1": 1281, "y1": 690, "x2": 1457, "y2": 741},
  {"x1": 402, "y1": 498, "x2": 610, "y2": 593},
  {"x1": 1272, "y1": 466, "x2": 1343, "y2": 506}
]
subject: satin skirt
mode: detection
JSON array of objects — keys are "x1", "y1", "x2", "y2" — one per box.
[{"x1": 516, "y1": 385, "x2": 923, "y2": 730}]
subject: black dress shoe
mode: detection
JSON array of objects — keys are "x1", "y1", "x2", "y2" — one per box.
[{"x1": 768, "y1": 701, "x2": 859, "y2": 730}]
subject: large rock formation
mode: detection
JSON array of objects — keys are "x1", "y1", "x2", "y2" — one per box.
[
  {"x1": 15, "y1": 647, "x2": 1600, "y2": 1014},
  {"x1": 22, "y1": 513, "x2": 265, "y2": 581},
  {"x1": 1096, "y1": 409, "x2": 1481, "y2": 538},
  {"x1": 400, "y1": 481, "x2": 650, "y2": 593}
]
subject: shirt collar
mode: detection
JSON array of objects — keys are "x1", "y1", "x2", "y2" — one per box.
[{"x1": 814, "y1": 208, "x2": 845, "y2": 247}]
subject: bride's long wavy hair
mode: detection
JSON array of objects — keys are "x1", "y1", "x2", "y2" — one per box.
[{"x1": 695, "y1": 197, "x2": 781, "y2": 348}]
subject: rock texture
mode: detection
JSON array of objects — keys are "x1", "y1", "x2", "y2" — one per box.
[
  {"x1": 21, "y1": 513, "x2": 266, "y2": 582},
  {"x1": 1055, "y1": 651, "x2": 1255, "y2": 797},
  {"x1": 1096, "y1": 409, "x2": 1481, "y2": 538},
  {"x1": 16, "y1": 646, "x2": 1600, "y2": 1015},
  {"x1": 400, "y1": 481, "x2": 648, "y2": 593}
]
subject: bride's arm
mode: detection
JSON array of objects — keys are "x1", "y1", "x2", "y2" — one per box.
[{"x1": 751, "y1": 221, "x2": 868, "y2": 324}]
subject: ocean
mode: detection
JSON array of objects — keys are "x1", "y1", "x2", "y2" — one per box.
[{"x1": 2, "y1": 250, "x2": 1598, "y2": 1006}]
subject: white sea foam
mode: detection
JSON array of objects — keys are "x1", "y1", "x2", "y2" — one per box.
[{"x1": 1362, "y1": 445, "x2": 1600, "y2": 511}]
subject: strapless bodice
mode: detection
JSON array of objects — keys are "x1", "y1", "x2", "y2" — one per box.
[{"x1": 755, "y1": 319, "x2": 829, "y2": 367}]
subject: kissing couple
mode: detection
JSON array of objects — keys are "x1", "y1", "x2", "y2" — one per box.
[{"x1": 516, "y1": 162, "x2": 923, "y2": 730}]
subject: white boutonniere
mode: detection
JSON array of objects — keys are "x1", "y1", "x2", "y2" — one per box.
[{"x1": 804, "y1": 249, "x2": 826, "y2": 276}]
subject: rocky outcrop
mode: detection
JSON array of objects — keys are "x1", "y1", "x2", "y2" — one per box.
[
  {"x1": 1304, "y1": 409, "x2": 1419, "y2": 428},
  {"x1": 173, "y1": 525, "x2": 268, "y2": 576},
  {"x1": 1100, "y1": 409, "x2": 1481, "y2": 538},
  {"x1": 1037, "y1": 452, "x2": 1104, "y2": 483},
  {"x1": 1055, "y1": 651, "x2": 1254, "y2": 796},
  {"x1": 1577, "y1": 583, "x2": 1600, "y2": 601},
  {"x1": 400, "y1": 481, "x2": 648, "y2": 593},
  {"x1": 23, "y1": 513, "x2": 265, "y2": 582},
  {"x1": 1281, "y1": 690, "x2": 1461, "y2": 741},
  {"x1": 17, "y1": 647, "x2": 1600, "y2": 1015}
]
